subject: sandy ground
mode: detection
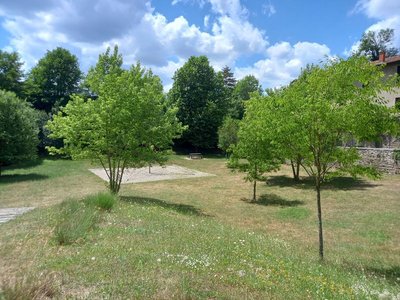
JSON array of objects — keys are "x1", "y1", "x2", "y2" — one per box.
[{"x1": 89, "y1": 164, "x2": 214, "y2": 184}]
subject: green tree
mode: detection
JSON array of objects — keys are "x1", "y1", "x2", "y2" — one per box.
[
  {"x1": 357, "y1": 28, "x2": 399, "y2": 61},
  {"x1": 168, "y1": 56, "x2": 228, "y2": 149},
  {"x1": 218, "y1": 116, "x2": 240, "y2": 154},
  {"x1": 0, "y1": 90, "x2": 39, "y2": 175},
  {"x1": 0, "y1": 50, "x2": 24, "y2": 97},
  {"x1": 279, "y1": 56, "x2": 398, "y2": 259},
  {"x1": 230, "y1": 94, "x2": 281, "y2": 201},
  {"x1": 231, "y1": 75, "x2": 262, "y2": 119},
  {"x1": 221, "y1": 65, "x2": 236, "y2": 92},
  {"x1": 47, "y1": 51, "x2": 183, "y2": 194},
  {"x1": 26, "y1": 47, "x2": 81, "y2": 112}
]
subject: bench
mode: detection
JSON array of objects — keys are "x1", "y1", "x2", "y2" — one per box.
[{"x1": 188, "y1": 153, "x2": 203, "y2": 159}]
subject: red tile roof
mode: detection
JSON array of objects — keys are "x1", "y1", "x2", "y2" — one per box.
[{"x1": 372, "y1": 55, "x2": 400, "y2": 65}]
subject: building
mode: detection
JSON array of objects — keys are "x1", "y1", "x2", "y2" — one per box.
[{"x1": 372, "y1": 52, "x2": 400, "y2": 109}]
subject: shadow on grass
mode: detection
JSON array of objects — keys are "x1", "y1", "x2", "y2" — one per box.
[
  {"x1": 2, "y1": 158, "x2": 45, "y2": 171},
  {"x1": 120, "y1": 196, "x2": 210, "y2": 217},
  {"x1": 365, "y1": 266, "x2": 400, "y2": 284},
  {"x1": 0, "y1": 173, "x2": 49, "y2": 184},
  {"x1": 242, "y1": 193, "x2": 304, "y2": 207},
  {"x1": 267, "y1": 175, "x2": 379, "y2": 191}
]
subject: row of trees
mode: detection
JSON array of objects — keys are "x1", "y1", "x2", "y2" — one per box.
[{"x1": 228, "y1": 56, "x2": 399, "y2": 259}]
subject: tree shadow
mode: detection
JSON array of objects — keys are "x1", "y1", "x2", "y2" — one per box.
[
  {"x1": 365, "y1": 266, "x2": 400, "y2": 284},
  {"x1": 2, "y1": 157, "x2": 45, "y2": 171},
  {"x1": 0, "y1": 173, "x2": 49, "y2": 184},
  {"x1": 241, "y1": 193, "x2": 304, "y2": 207},
  {"x1": 120, "y1": 196, "x2": 210, "y2": 217},
  {"x1": 267, "y1": 175, "x2": 379, "y2": 191}
]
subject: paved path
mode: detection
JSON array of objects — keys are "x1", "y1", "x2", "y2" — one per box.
[{"x1": 0, "y1": 207, "x2": 35, "y2": 224}]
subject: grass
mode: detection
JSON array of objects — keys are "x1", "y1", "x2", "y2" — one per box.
[
  {"x1": 0, "y1": 155, "x2": 399, "y2": 298},
  {"x1": 83, "y1": 192, "x2": 117, "y2": 211}
]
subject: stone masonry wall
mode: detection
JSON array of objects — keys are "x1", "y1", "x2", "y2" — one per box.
[{"x1": 357, "y1": 147, "x2": 400, "y2": 175}]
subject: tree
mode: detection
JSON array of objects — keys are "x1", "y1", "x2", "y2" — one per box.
[
  {"x1": 47, "y1": 49, "x2": 184, "y2": 194},
  {"x1": 279, "y1": 56, "x2": 398, "y2": 259},
  {"x1": 0, "y1": 90, "x2": 39, "y2": 175},
  {"x1": 0, "y1": 50, "x2": 24, "y2": 97},
  {"x1": 168, "y1": 56, "x2": 228, "y2": 149},
  {"x1": 231, "y1": 75, "x2": 262, "y2": 119},
  {"x1": 357, "y1": 28, "x2": 399, "y2": 61},
  {"x1": 218, "y1": 116, "x2": 240, "y2": 154},
  {"x1": 230, "y1": 94, "x2": 281, "y2": 201},
  {"x1": 221, "y1": 66, "x2": 236, "y2": 92},
  {"x1": 26, "y1": 47, "x2": 81, "y2": 112}
]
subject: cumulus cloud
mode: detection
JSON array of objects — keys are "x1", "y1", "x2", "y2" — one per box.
[
  {"x1": 235, "y1": 42, "x2": 331, "y2": 88},
  {"x1": 0, "y1": 0, "x2": 331, "y2": 90},
  {"x1": 262, "y1": 2, "x2": 276, "y2": 17}
]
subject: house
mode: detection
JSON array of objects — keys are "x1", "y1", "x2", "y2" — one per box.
[{"x1": 372, "y1": 52, "x2": 400, "y2": 109}]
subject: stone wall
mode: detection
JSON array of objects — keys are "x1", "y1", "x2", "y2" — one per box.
[{"x1": 357, "y1": 147, "x2": 400, "y2": 175}]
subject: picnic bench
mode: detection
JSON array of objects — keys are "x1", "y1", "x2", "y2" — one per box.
[{"x1": 188, "y1": 153, "x2": 203, "y2": 159}]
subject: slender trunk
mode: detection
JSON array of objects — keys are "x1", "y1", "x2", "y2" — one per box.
[
  {"x1": 316, "y1": 180, "x2": 324, "y2": 260},
  {"x1": 290, "y1": 160, "x2": 296, "y2": 179},
  {"x1": 296, "y1": 157, "x2": 301, "y2": 181},
  {"x1": 149, "y1": 165, "x2": 151, "y2": 174},
  {"x1": 253, "y1": 180, "x2": 257, "y2": 202}
]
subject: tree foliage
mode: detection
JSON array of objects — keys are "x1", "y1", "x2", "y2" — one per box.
[
  {"x1": 26, "y1": 47, "x2": 81, "y2": 112},
  {"x1": 230, "y1": 75, "x2": 262, "y2": 119},
  {"x1": 221, "y1": 65, "x2": 236, "y2": 92},
  {"x1": 217, "y1": 116, "x2": 240, "y2": 154},
  {"x1": 0, "y1": 50, "x2": 24, "y2": 97},
  {"x1": 0, "y1": 90, "x2": 39, "y2": 175},
  {"x1": 357, "y1": 28, "x2": 399, "y2": 60},
  {"x1": 168, "y1": 56, "x2": 228, "y2": 149},
  {"x1": 47, "y1": 49, "x2": 183, "y2": 194}
]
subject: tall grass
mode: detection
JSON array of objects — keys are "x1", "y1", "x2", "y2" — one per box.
[
  {"x1": 54, "y1": 199, "x2": 98, "y2": 245},
  {"x1": 84, "y1": 192, "x2": 117, "y2": 211}
]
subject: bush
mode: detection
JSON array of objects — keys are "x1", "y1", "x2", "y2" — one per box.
[
  {"x1": 54, "y1": 199, "x2": 98, "y2": 245},
  {"x1": 83, "y1": 192, "x2": 117, "y2": 211}
]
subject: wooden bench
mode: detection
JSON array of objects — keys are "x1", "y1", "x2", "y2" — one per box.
[{"x1": 188, "y1": 153, "x2": 203, "y2": 159}]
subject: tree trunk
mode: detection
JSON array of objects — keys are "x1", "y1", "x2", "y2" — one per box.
[
  {"x1": 316, "y1": 181, "x2": 324, "y2": 260},
  {"x1": 253, "y1": 180, "x2": 257, "y2": 202},
  {"x1": 290, "y1": 157, "x2": 301, "y2": 181}
]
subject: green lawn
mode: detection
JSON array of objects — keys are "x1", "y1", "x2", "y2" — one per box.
[{"x1": 0, "y1": 156, "x2": 399, "y2": 299}]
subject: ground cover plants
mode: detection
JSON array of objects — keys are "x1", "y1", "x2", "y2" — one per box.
[{"x1": 0, "y1": 156, "x2": 399, "y2": 298}]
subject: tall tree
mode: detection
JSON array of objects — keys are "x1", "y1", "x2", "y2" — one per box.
[
  {"x1": 357, "y1": 28, "x2": 399, "y2": 61},
  {"x1": 168, "y1": 56, "x2": 228, "y2": 149},
  {"x1": 26, "y1": 47, "x2": 81, "y2": 112},
  {"x1": 278, "y1": 56, "x2": 398, "y2": 259},
  {"x1": 217, "y1": 116, "x2": 240, "y2": 155},
  {"x1": 221, "y1": 66, "x2": 236, "y2": 91},
  {"x1": 0, "y1": 50, "x2": 24, "y2": 97},
  {"x1": 231, "y1": 75, "x2": 262, "y2": 119},
  {"x1": 47, "y1": 49, "x2": 183, "y2": 194},
  {"x1": 0, "y1": 90, "x2": 39, "y2": 175}
]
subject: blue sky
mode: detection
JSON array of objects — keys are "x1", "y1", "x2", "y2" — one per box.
[{"x1": 0, "y1": 0, "x2": 399, "y2": 90}]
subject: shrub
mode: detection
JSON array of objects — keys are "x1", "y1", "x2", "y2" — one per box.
[
  {"x1": 54, "y1": 199, "x2": 98, "y2": 245},
  {"x1": 83, "y1": 192, "x2": 117, "y2": 211}
]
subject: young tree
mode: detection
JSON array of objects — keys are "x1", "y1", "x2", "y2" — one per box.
[
  {"x1": 356, "y1": 28, "x2": 399, "y2": 60},
  {"x1": 231, "y1": 75, "x2": 263, "y2": 119},
  {"x1": 230, "y1": 94, "x2": 281, "y2": 201},
  {"x1": 0, "y1": 50, "x2": 24, "y2": 97},
  {"x1": 25, "y1": 47, "x2": 82, "y2": 112},
  {"x1": 218, "y1": 116, "x2": 240, "y2": 155},
  {"x1": 282, "y1": 56, "x2": 398, "y2": 259},
  {"x1": 0, "y1": 90, "x2": 39, "y2": 175},
  {"x1": 168, "y1": 56, "x2": 228, "y2": 149},
  {"x1": 47, "y1": 51, "x2": 183, "y2": 194}
]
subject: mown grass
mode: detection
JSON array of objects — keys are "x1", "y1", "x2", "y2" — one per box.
[{"x1": 0, "y1": 155, "x2": 399, "y2": 298}]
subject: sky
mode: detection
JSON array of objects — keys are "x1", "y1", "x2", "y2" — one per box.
[{"x1": 0, "y1": 0, "x2": 399, "y2": 90}]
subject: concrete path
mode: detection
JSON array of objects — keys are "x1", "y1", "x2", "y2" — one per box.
[{"x1": 0, "y1": 207, "x2": 35, "y2": 224}]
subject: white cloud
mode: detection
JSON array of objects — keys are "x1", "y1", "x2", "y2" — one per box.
[
  {"x1": 262, "y1": 2, "x2": 276, "y2": 17},
  {"x1": 236, "y1": 42, "x2": 331, "y2": 88}
]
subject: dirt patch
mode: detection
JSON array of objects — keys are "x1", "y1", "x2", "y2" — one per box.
[{"x1": 89, "y1": 164, "x2": 215, "y2": 184}]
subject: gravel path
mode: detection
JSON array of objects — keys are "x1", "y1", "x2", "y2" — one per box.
[
  {"x1": 0, "y1": 207, "x2": 34, "y2": 224},
  {"x1": 89, "y1": 164, "x2": 214, "y2": 184}
]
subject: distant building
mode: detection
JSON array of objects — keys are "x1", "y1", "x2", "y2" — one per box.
[{"x1": 372, "y1": 52, "x2": 400, "y2": 109}]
